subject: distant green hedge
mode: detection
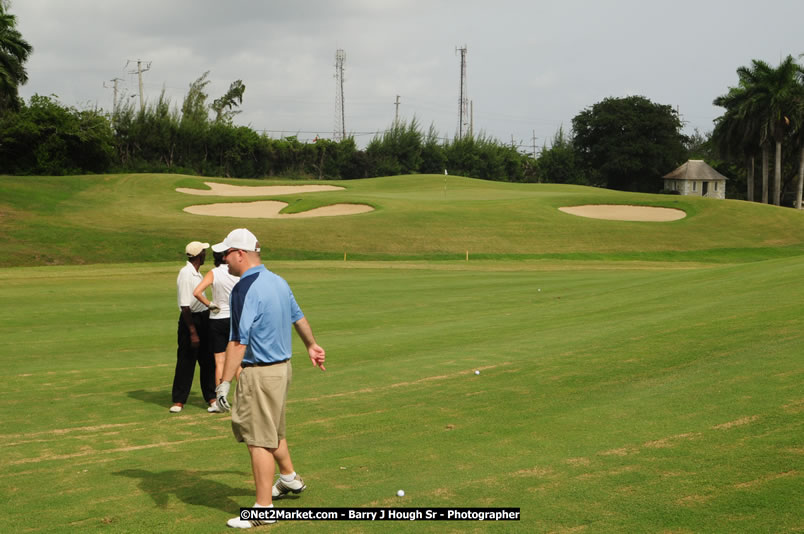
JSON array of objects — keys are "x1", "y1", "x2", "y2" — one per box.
[{"x1": 0, "y1": 94, "x2": 540, "y2": 182}]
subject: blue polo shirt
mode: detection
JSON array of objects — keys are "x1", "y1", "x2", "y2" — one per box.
[{"x1": 229, "y1": 265, "x2": 304, "y2": 364}]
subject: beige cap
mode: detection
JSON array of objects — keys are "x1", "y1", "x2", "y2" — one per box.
[{"x1": 185, "y1": 241, "x2": 210, "y2": 257}]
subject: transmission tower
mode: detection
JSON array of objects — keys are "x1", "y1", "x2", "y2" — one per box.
[
  {"x1": 334, "y1": 49, "x2": 346, "y2": 141},
  {"x1": 456, "y1": 46, "x2": 468, "y2": 138}
]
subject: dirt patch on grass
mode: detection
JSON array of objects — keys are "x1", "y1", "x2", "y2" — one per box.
[
  {"x1": 565, "y1": 457, "x2": 591, "y2": 467},
  {"x1": 782, "y1": 398, "x2": 804, "y2": 414},
  {"x1": 183, "y1": 200, "x2": 374, "y2": 218},
  {"x1": 10, "y1": 436, "x2": 225, "y2": 465},
  {"x1": 176, "y1": 182, "x2": 344, "y2": 196},
  {"x1": 1, "y1": 422, "x2": 139, "y2": 440},
  {"x1": 559, "y1": 204, "x2": 686, "y2": 221},
  {"x1": 430, "y1": 487, "x2": 456, "y2": 499},
  {"x1": 548, "y1": 525, "x2": 588, "y2": 534},
  {"x1": 734, "y1": 470, "x2": 798, "y2": 489},
  {"x1": 599, "y1": 447, "x2": 639, "y2": 457},
  {"x1": 711, "y1": 415, "x2": 760, "y2": 430},
  {"x1": 514, "y1": 467, "x2": 555, "y2": 477},
  {"x1": 677, "y1": 494, "x2": 714, "y2": 506},
  {"x1": 294, "y1": 363, "x2": 513, "y2": 403},
  {"x1": 643, "y1": 432, "x2": 701, "y2": 448}
]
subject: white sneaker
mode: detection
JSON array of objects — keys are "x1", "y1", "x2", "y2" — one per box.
[
  {"x1": 226, "y1": 516, "x2": 275, "y2": 529},
  {"x1": 169, "y1": 404, "x2": 183, "y2": 413},
  {"x1": 208, "y1": 401, "x2": 222, "y2": 413},
  {"x1": 272, "y1": 474, "x2": 306, "y2": 498}
]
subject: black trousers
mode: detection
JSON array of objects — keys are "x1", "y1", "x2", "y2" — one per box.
[{"x1": 172, "y1": 310, "x2": 216, "y2": 404}]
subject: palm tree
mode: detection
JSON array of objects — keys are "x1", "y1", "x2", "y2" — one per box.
[
  {"x1": 713, "y1": 86, "x2": 762, "y2": 201},
  {"x1": 0, "y1": 3, "x2": 33, "y2": 112},
  {"x1": 715, "y1": 57, "x2": 802, "y2": 205},
  {"x1": 736, "y1": 57, "x2": 801, "y2": 205},
  {"x1": 793, "y1": 59, "x2": 804, "y2": 209}
]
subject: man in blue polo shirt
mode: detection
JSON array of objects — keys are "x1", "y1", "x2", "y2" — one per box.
[{"x1": 213, "y1": 228, "x2": 326, "y2": 529}]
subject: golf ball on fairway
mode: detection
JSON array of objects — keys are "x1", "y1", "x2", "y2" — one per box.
[
  {"x1": 397, "y1": 490, "x2": 405, "y2": 497},
  {"x1": 475, "y1": 370, "x2": 480, "y2": 375}
]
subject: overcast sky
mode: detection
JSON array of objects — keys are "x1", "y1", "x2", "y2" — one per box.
[{"x1": 11, "y1": 0, "x2": 804, "y2": 152}]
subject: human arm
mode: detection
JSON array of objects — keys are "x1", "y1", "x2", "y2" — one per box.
[
  {"x1": 221, "y1": 341, "x2": 246, "y2": 383},
  {"x1": 180, "y1": 306, "x2": 200, "y2": 347},
  {"x1": 192, "y1": 270, "x2": 219, "y2": 312},
  {"x1": 216, "y1": 341, "x2": 247, "y2": 412},
  {"x1": 294, "y1": 317, "x2": 326, "y2": 371}
]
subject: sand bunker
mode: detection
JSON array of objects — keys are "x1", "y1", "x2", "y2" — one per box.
[
  {"x1": 184, "y1": 200, "x2": 374, "y2": 218},
  {"x1": 176, "y1": 182, "x2": 345, "y2": 196},
  {"x1": 177, "y1": 181, "x2": 372, "y2": 218},
  {"x1": 559, "y1": 205, "x2": 686, "y2": 222}
]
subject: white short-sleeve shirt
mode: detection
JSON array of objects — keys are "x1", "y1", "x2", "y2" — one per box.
[
  {"x1": 210, "y1": 264, "x2": 239, "y2": 319},
  {"x1": 177, "y1": 261, "x2": 207, "y2": 313}
]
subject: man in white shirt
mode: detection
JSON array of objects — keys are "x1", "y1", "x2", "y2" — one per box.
[{"x1": 170, "y1": 241, "x2": 217, "y2": 413}]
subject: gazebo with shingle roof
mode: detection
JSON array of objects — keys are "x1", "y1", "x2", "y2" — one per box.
[{"x1": 663, "y1": 160, "x2": 728, "y2": 199}]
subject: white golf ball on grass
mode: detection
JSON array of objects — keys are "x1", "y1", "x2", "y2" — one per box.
[{"x1": 397, "y1": 489, "x2": 405, "y2": 497}]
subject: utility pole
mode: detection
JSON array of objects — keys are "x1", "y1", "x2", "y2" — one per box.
[
  {"x1": 126, "y1": 59, "x2": 151, "y2": 113},
  {"x1": 532, "y1": 130, "x2": 538, "y2": 158},
  {"x1": 394, "y1": 95, "x2": 401, "y2": 125},
  {"x1": 469, "y1": 100, "x2": 474, "y2": 138},
  {"x1": 456, "y1": 45, "x2": 468, "y2": 138},
  {"x1": 334, "y1": 49, "x2": 346, "y2": 141},
  {"x1": 103, "y1": 77, "x2": 123, "y2": 114}
]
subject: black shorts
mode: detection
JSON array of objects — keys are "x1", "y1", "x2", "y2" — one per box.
[{"x1": 209, "y1": 318, "x2": 230, "y2": 354}]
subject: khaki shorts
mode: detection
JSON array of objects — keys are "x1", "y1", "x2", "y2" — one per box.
[{"x1": 231, "y1": 360, "x2": 292, "y2": 448}]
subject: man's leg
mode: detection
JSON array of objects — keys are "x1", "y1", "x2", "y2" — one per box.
[
  {"x1": 171, "y1": 317, "x2": 196, "y2": 408},
  {"x1": 271, "y1": 438, "x2": 295, "y2": 476},
  {"x1": 247, "y1": 445, "x2": 276, "y2": 506},
  {"x1": 271, "y1": 438, "x2": 306, "y2": 497},
  {"x1": 227, "y1": 445, "x2": 277, "y2": 528}
]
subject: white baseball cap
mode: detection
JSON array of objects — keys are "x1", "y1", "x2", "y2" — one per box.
[
  {"x1": 212, "y1": 228, "x2": 261, "y2": 253},
  {"x1": 185, "y1": 241, "x2": 210, "y2": 257}
]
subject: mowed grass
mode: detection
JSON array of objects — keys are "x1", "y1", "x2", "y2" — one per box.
[
  {"x1": 1, "y1": 258, "x2": 801, "y2": 533},
  {"x1": 1, "y1": 173, "x2": 802, "y2": 532},
  {"x1": 3, "y1": 173, "x2": 804, "y2": 267}
]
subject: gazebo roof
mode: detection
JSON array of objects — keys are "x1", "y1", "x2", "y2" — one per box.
[{"x1": 663, "y1": 160, "x2": 728, "y2": 181}]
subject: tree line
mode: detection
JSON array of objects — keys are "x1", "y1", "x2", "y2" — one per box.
[
  {"x1": 0, "y1": 67, "x2": 690, "y2": 189},
  {"x1": 1, "y1": 3, "x2": 802, "y2": 205},
  {"x1": 0, "y1": 88, "x2": 538, "y2": 181}
]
